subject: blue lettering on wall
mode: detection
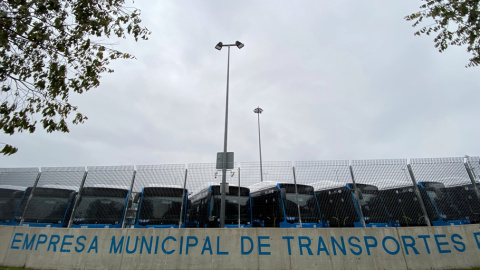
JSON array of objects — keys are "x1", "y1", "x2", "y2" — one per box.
[
  {"x1": 10, "y1": 233, "x2": 22, "y2": 249},
  {"x1": 186, "y1": 236, "x2": 198, "y2": 255},
  {"x1": 60, "y1": 235, "x2": 74, "y2": 252},
  {"x1": 348, "y1": 236, "x2": 362, "y2": 256},
  {"x1": 202, "y1": 236, "x2": 213, "y2": 255},
  {"x1": 22, "y1": 234, "x2": 36, "y2": 250},
  {"x1": 451, "y1": 234, "x2": 465, "y2": 252},
  {"x1": 418, "y1": 235, "x2": 431, "y2": 254},
  {"x1": 162, "y1": 236, "x2": 176, "y2": 255},
  {"x1": 258, "y1": 236, "x2": 270, "y2": 255},
  {"x1": 217, "y1": 236, "x2": 229, "y2": 255},
  {"x1": 298, "y1": 236, "x2": 312, "y2": 256},
  {"x1": 434, "y1": 234, "x2": 451, "y2": 254},
  {"x1": 317, "y1": 236, "x2": 329, "y2": 256},
  {"x1": 282, "y1": 236, "x2": 294, "y2": 256},
  {"x1": 35, "y1": 234, "x2": 48, "y2": 251},
  {"x1": 126, "y1": 236, "x2": 138, "y2": 254},
  {"x1": 473, "y1": 232, "x2": 480, "y2": 249},
  {"x1": 401, "y1": 235, "x2": 419, "y2": 255},
  {"x1": 87, "y1": 236, "x2": 98, "y2": 253},
  {"x1": 382, "y1": 236, "x2": 400, "y2": 255},
  {"x1": 241, "y1": 236, "x2": 253, "y2": 255},
  {"x1": 48, "y1": 235, "x2": 60, "y2": 252},
  {"x1": 364, "y1": 236, "x2": 377, "y2": 256},
  {"x1": 75, "y1": 236, "x2": 86, "y2": 253},
  {"x1": 110, "y1": 236, "x2": 124, "y2": 254},
  {"x1": 331, "y1": 236, "x2": 346, "y2": 256},
  {"x1": 140, "y1": 236, "x2": 153, "y2": 254}
]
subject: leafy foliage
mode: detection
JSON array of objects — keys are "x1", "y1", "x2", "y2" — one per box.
[
  {"x1": 405, "y1": 0, "x2": 480, "y2": 67},
  {"x1": 0, "y1": 0, "x2": 150, "y2": 154},
  {"x1": 0, "y1": 143, "x2": 18, "y2": 155}
]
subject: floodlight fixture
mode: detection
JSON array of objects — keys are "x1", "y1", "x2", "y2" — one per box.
[{"x1": 235, "y1": 41, "x2": 244, "y2": 49}]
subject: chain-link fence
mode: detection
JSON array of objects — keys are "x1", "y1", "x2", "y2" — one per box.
[{"x1": 1, "y1": 156, "x2": 479, "y2": 228}]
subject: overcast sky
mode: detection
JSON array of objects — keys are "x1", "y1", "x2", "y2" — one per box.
[{"x1": 2, "y1": 0, "x2": 479, "y2": 168}]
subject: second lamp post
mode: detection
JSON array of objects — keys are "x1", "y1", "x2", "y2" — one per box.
[{"x1": 215, "y1": 41, "x2": 244, "y2": 228}]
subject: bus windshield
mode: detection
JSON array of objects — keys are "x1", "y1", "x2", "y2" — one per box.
[
  {"x1": 138, "y1": 196, "x2": 183, "y2": 225},
  {"x1": 74, "y1": 196, "x2": 126, "y2": 224},
  {"x1": 355, "y1": 184, "x2": 390, "y2": 224},
  {"x1": 0, "y1": 189, "x2": 23, "y2": 222},
  {"x1": 284, "y1": 193, "x2": 320, "y2": 223},
  {"x1": 73, "y1": 188, "x2": 128, "y2": 225},
  {"x1": 17, "y1": 188, "x2": 73, "y2": 224},
  {"x1": 212, "y1": 195, "x2": 251, "y2": 225}
]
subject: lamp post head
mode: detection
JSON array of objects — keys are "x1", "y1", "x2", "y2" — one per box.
[
  {"x1": 215, "y1": 42, "x2": 223, "y2": 50},
  {"x1": 235, "y1": 41, "x2": 245, "y2": 49},
  {"x1": 254, "y1": 107, "x2": 263, "y2": 114}
]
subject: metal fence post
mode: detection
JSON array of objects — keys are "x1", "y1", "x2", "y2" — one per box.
[
  {"x1": 464, "y1": 157, "x2": 480, "y2": 201},
  {"x1": 67, "y1": 169, "x2": 88, "y2": 228},
  {"x1": 292, "y1": 166, "x2": 302, "y2": 228},
  {"x1": 238, "y1": 166, "x2": 241, "y2": 228},
  {"x1": 349, "y1": 165, "x2": 366, "y2": 227},
  {"x1": 179, "y1": 168, "x2": 188, "y2": 228},
  {"x1": 406, "y1": 164, "x2": 431, "y2": 226},
  {"x1": 122, "y1": 169, "x2": 137, "y2": 228},
  {"x1": 19, "y1": 169, "x2": 41, "y2": 227}
]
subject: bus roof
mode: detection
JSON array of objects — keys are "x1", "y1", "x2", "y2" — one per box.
[
  {"x1": 311, "y1": 181, "x2": 346, "y2": 191},
  {"x1": 0, "y1": 185, "x2": 26, "y2": 191},
  {"x1": 249, "y1": 181, "x2": 313, "y2": 193}
]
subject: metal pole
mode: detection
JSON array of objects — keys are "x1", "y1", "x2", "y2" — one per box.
[
  {"x1": 292, "y1": 166, "x2": 302, "y2": 228},
  {"x1": 121, "y1": 169, "x2": 137, "y2": 228},
  {"x1": 255, "y1": 107, "x2": 264, "y2": 182},
  {"x1": 464, "y1": 157, "x2": 480, "y2": 201},
  {"x1": 68, "y1": 169, "x2": 88, "y2": 228},
  {"x1": 19, "y1": 169, "x2": 41, "y2": 226},
  {"x1": 238, "y1": 167, "x2": 241, "y2": 228},
  {"x1": 220, "y1": 46, "x2": 231, "y2": 228},
  {"x1": 179, "y1": 168, "x2": 188, "y2": 228},
  {"x1": 406, "y1": 165, "x2": 432, "y2": 226},
  {"x1": 349, "y1": 165, "x2": 366, "y2": 227}
]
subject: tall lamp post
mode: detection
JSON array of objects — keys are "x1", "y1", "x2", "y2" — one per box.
[
  {"x1": 215, "y1": 40, "x2": 244, "y2": 228},
  {"x1": 254, "y1": 107, "x2": 264, "y2": 182}
]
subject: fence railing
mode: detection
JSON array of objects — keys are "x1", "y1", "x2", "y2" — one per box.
[{"x1": 1, "y1": 156, "x2": 479, "y2": 228}]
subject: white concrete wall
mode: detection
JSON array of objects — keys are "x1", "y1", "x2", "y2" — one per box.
[{"x1": 1, "y1": 225, "x2": 480, "y2": 270}]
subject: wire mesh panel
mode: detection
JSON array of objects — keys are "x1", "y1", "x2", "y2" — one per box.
[
  {"x1": 70, "y1": 165, "x2": 135, "y2": 228},
  {"x1": 351, "y1": 159, "x2": 431, "y2": 227},
  {"x1": 132, "y1": 164, "x2": 187, "y2": 228},
  {"x1": 186, "y1": 163, "x2": 235, "y2": 195},
  {"x1": 187, "y1": 163, "x2": 251, "y2": 228},
  {"x1": 0, "y1": 168, "x2": 39, "y2": 225},
  {"x1": 0, "y1": 167, "x2": 39, "y2": 187},
  {"x1": 294, "y1": 160, "x2": 357, "y2": 228},
  {"x1": 410, "y1": 157, "x2": 480, "y2": 225},
  {"x1": 238, "y1": 161, "x2": 294, "y2": 187},
  {"x1": 16, "y1": 167, "x2": 85, "y2": 227},
  {"x1": 466, "y1": 156, "x2": 480, "y2": 181}
]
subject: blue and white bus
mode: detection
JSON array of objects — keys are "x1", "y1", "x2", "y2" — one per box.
[
  {"x1": 134, "y1": 186, "x2": 189, "y2": 228},
  {"x1": 71, "y1": 186, "x2": 130, "y2": 228},
  {"x1": 313, "y1": 182, "x2": 396, "y2": 227},
  {"x1": 0, "y1": 185, "x2": 26, "y2": 226},
  {"x1": 418, "y1": 181, "x2": 479, "y2": 225},
  {"x1": 378, "y1": 184, "x2": 438, "y2": 227},
  {"x1": 15, "y1": 185, "x2": 77, "y2": 227},
  {"x1": 250, "y1": 182, "x2": 324, "y2": 228},
  {"x1": 189, "y1": 184, "x2": 253, "y2": 228}
]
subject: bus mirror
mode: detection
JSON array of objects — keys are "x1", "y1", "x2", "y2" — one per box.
[
  {"x1": 207, "y1": 190, "x2": 212, "y2": 201},
  {"x1": 281, "y1": 188, "x2": 287, "y2": 200}
]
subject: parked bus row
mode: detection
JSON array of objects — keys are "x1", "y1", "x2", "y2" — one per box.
[{"x1": 1, "y1": 180, "x2": 479, "y2": 228}]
